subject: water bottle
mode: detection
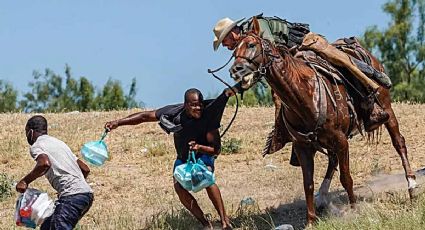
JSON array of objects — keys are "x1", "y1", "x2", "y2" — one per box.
[
  {"x1": 20, "y1": 194, "x2": 38, "y2": 217},
  {"x1": 240, "y1": 197, "x2": 255, "y2": 206},
  {"x1": 191, "y1": 170, "x2": 205, "y2": 186}
]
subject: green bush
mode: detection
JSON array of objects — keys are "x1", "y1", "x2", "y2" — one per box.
[
  {"x1": 0, "y1": 173, "x2": 13, "y2": 201},
  {"x1": 221, "y1": 138, "x2": 242, "y2": 154}
]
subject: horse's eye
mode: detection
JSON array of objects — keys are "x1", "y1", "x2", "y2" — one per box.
[{"x1": 248, "y1": 43, "x2": 256, "y2": 49}]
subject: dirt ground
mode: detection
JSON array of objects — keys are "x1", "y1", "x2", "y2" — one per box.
[{"x1": 0, "y1": 103, "x2": 424, "y2": 229}]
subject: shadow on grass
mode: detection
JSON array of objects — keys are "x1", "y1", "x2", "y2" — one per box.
[
  {"x1": 144, "y1": 207, "x2": 201, "y2": 230},
  {"x1": 143, "y1": 183, "x2": 422, "y2": 230},
  {"x1": 143, "y1": 199, "x2": 309, "y2": 230}
]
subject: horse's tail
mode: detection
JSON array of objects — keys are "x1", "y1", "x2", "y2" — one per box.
[{"x1": 366, "y1": 125, "x2": 383, "y2": 147}]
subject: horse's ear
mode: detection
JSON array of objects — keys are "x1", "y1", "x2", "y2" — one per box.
[{"x1": 251, "y1": 17, "x2": 260, "y2": 35}]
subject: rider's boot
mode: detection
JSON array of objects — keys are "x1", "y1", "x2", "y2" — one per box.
[
  {"x1": 351, "y1": 58, "x2": 392, "y2": 89},
  {"x1": 362, "y1": 93, "x2": 390, "y2": 132}
]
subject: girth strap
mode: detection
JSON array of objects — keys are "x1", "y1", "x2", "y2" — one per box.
[{"x1": 281, "y1": 75, "x2": 328, "y2": 154}]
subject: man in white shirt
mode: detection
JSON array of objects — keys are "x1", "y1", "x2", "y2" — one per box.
[{"x1": 16, "y1": 115, "x2": 93, "y2": 230}]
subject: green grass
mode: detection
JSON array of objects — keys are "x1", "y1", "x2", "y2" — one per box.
[
  {"x1": 315, "y1": 193, "x2": 425, "y2": 230},
  {"x1": 0, "y1": 173, "x2": 13, "y2": 202},
  {"x1": 221, "y1": 137, "x2": 242, "y2": 154}
]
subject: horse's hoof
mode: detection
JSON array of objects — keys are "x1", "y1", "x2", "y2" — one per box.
[
  {"x1": 315, "y1": 193, "x2": 330, "y2": 210},
  {"x1": 409, "y1": 186, "x2": 424, "y2": 200}
]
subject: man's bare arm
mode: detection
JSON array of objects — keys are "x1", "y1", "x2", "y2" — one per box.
[
  {"x1": 105, "y1": 110, "x2": 158, "y2": 130},
  {"x1": 189, "y1": 129, "x2": 221, "y2": 156},
  {"x1": 77, "y1": 159, "x2": 90, "y2": 179},
  {"x1": 16, "y1": 154, "x2": 51, "y2": 193}
]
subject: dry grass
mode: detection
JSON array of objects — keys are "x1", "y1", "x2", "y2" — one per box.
[{"x1": 0, "y1": 103, "x2": 424, "y2": 229}]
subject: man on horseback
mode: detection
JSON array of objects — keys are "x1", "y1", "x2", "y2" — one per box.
[{"x1": 212, "y1": 14, "x2": 391, "y2": 132}]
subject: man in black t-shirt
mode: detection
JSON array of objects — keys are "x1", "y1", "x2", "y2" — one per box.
[{"x1": 105, "y1": 87, "x2": 238, "y2": 230}]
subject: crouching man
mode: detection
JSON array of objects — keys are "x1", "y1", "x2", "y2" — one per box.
[{"x1": 16, "y1": 115, "x2": 93, "y2": 230}]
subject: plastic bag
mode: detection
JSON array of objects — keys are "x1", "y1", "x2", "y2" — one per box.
[
  {"x1": 81, "y1": 130, "x2": 109, "y2": 166},
  {"x1": 173, "y1": 151, "x2": 216, "y2": 193},
  {"x1": 15, "y1": 188, "x2": 54, "y2": 228},
  {"x1": 191, "y1": 160, "x2": 215, "y2": 193}
]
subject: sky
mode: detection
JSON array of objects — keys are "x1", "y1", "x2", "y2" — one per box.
[{"x1": 0, "y1": 0, "x2": 390, "y2": 108}]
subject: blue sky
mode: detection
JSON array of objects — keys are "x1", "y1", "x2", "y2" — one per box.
[{"x1": 0, "y1": 0, "x2": 389, "y2": 108}]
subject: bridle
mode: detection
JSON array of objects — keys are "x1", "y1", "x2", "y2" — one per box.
[
  {"x1": 232, "y1": 34, "x2": 278, "y2": 84},
  {"x1": 206, "y1": 34, "x2": 278, "y2": 137}
]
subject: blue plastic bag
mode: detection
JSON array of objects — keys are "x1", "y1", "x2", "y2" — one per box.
[
  {"x1": 173, "y1": 151, "x2": 216, "y2": 193},
  {"x1": 81, "y1": 130, "x2": 109, "y2": 166}
]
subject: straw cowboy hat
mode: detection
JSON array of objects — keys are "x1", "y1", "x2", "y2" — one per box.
[{"x1": 213, "y1": 17, "x2": 245, "y2": 51}]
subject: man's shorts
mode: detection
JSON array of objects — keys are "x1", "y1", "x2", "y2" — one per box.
[{"x1": 173, "y1": 153, "x2": 215, "y2": 173}]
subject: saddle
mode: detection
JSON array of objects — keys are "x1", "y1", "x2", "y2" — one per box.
[{"x1": 263, "y1": 38, "x2": 369, "y2": 156}]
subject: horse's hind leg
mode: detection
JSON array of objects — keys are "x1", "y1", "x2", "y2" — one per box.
[
  {"x1": 293, "y1": 142, "x2": 317, "y2": 226},
  {"x1": 384, "y1": 106, "x2": 418, "y2": 197},
  {"x1": 316, "y1": 153, "x2": 338, "y2": 209}
]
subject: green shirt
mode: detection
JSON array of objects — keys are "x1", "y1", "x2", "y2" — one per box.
[{"x1": 240, "y1": 15, "x2": 309, "y2": 48}]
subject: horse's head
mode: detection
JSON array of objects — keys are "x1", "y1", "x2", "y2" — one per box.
[{"x1": 230, "y1": 17, "x2": 270, "y2": 89}]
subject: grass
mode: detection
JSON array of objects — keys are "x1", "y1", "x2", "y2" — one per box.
[
  {"x1": 0, "y1": 103, "x2": 425, "y2": 229},
  {"x1": 0, "y1": 173, "x2": 13, "y2": 202},
  {"x1": 315, "y1": 193, "x2": 425, "y2": 230},
  {"x1": 221, "y1": 137, "x2": 243, "y2": 154}
]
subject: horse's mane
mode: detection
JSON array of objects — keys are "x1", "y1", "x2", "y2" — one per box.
[
  {"x1": 265, "y1": 42, "x2": 316, "y2": 97},
  {"x1": 275, "y1": 46, "x2": 315, "y2": 82}
]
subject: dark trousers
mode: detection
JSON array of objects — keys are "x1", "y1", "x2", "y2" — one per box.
[{"x1": 40, "y1": 193, "x2": 94, "y2": 230}]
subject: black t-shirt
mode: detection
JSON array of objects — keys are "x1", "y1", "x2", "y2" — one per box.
[{"x1": 155, "y1": 92, "x2": 229, "y2": 160}]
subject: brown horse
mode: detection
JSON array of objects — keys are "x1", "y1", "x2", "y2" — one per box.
[{"x1": 230, "y1": 17, "x2": 418, "y2": 225}]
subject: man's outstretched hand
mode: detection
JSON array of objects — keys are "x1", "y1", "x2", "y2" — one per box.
[
  {"x1": 104, "y1": 120, "x2": 119, "y2": 132},
  {"x1": 224, "y1": 82, "x2": 245, "y2": 97}
]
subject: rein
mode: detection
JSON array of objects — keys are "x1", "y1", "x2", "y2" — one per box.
[{"x1": 208, "y1": 55, "x2": 239, "y2": 138}]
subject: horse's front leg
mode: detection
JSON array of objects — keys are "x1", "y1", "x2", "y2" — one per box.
[
  {"x1": 316, "y1": 153, "x2": 338, "y2": 209},
  {"x1": 379, "y1": 89, "x2": 418, "y2": 198},
  {"x1": 294, "y1": 142, "x2": 317, "y2": 226},
  {"x1": 334, "y1": 136, "x2": 356, "y2": 207},
  {"x1": 384, "y1": 107, "x2": 418, "y2": 198}
]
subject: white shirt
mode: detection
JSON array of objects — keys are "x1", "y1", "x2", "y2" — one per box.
[{"x1": 30, "y1": 135, "x2": 92, "y2": 197}]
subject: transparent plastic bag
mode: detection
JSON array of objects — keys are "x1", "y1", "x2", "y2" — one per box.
[
  {"x1": 191, "y1": 159, "x2": 215, "y2": 193},
  {"x1": 173, "y1": 151, "x2": 216, "y2": 193},
  {"x1": 173, "y1": 158, "x2": 194, "y2": 191},
  {"x1": 15, "y1": 188, "x2": 54, "y2": 228},
  {"x1": 81, "y1": 130, "x2": 109, "y2": 166}
]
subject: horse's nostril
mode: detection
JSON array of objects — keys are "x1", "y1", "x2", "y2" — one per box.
[
  {"x1": 235, "y1": 65, "x2": 244, "y2": 71},
  {"x1": 231, "y1": 64, "x2": 246, "y2": 74}
]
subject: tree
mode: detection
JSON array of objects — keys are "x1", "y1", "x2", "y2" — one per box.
[
  {"x1": 124, "y1": 78, "x2": 142, "y2": 108},
  {"x1": 0, "y1": 80, "x2": 18, "y2": 112},
  {"x1": 93, "y1": 78, "x2": 142, "y2": 111},
  {"x1": 21, "y1": 69, "x2": 63, "y2": 112},
  {"x1": 77, "y1": 77, "x2": 95, "y2": 111},
  {"x1": 362, "y1": 0, "x2": 425, "y2": 102},
  {"x1": 21, "y1": 65, "x2": 143, "y2": 112},
  {"x1": 94, "y1": 79, "x2": 126, "y2": 110}
]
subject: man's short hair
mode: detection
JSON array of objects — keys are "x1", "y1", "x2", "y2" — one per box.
[
  {"x1": 184, "y1": 88, "x2": 204, "y2": 103},
  {"x1": 26, "y1": 115, "x2": 48, "y2": 134}
]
